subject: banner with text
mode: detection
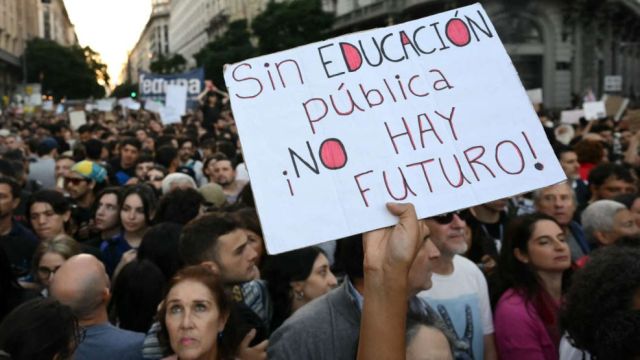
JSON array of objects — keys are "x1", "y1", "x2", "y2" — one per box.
[
  {"x1": 224, "y1": 3, "x2": 566, "y2": 254},
  {"x1": 139, "y1": 68, "x2": 204, "y2": 109}
]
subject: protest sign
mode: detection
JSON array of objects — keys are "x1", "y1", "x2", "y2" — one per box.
[
  {"x1": 69, "y1": 111, "x2": 87, "y2": 130},
  {"x1": 165, "y1": 84, "x2": 187, "y2": 117},
  {"x1": 583, "y1": 101, "x2": 606, "y2": 120},
  {"x1": 526, "y1": 88, "x2": 542, "y2": 105},
  {"x1": 144, "y1": 99, "x2": 164, "y2": 113},
  {"x1": 604, "y1": 75, "x2": 622, "y2": 92},
  {"x1": 42, "y1": 100, "x2": 54, "y2": 112},
  {"x1": 560, "y1": 109, "x2": 585, "y2": 125},
  {"x1": 602, "y1": 95, "x2": 629, "y2": 121},
  {"x1": 224, "y1": 3, "x2": 566, "y2": 254},
  {"x1": 159, "y1": 106, "x2": 180, "y2": 125},
  {"x1": 96, "y1": 98, "x2": 115, "y2": 112},
  {"x1": 139, "y1": 68, "x2": 204, "y2": 109}
]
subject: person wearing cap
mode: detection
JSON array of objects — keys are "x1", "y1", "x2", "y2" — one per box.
[
  {"x1": 65, "y1": 160, "x2": 108, "y2": 242},
  {"x1": 28, "y1": 137, "x2": 58, "y2": 190}
]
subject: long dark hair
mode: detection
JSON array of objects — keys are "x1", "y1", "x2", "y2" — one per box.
[
  {"x1": 496, "y1": 213, "x2": 571, "y2": 319},
  {"x1": 119, "y1": 184, "x2": 157, "y2": 227},
  {"x1": 0, "y1": 298, "x2": 81, "y2": 360},
  {"x1": 109, "y1": 260, "x2": 165, "y2": 333},
  {"x1": 262, "y1": 246, "x2": 324, "y2": 331}
]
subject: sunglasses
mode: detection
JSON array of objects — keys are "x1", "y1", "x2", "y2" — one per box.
[
  {"x1": 64, "y1": 177, "x2": 87, "y2": 186},
  {"x1": 432, "y1": 210, "x2": 470, "y2": 225}
]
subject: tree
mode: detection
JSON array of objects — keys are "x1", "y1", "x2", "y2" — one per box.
[
  {"x1": 252, "y1": 0, "x2": 334, "y2": 54},
  {"x1": 25, "y1": 38, "x2": 108, "y2": 100},
  {"x1": 149, "y1": 54, "x2": 187, "y2": 74},
  {"x1": 111, "y1": 82, "x2": 138, "y2": 99},
  {"x1": 194, "y1": 20, "x2": 257, "y2": 90}
]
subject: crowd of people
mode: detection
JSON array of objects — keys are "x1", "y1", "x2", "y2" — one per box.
[{"x1": 0, "y1": 88, "x2": 639, "y2": 360}]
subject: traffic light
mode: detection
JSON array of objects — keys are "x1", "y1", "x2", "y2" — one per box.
[{"x1": 131, "y1": 91, "x2": 137, "y2": 98}]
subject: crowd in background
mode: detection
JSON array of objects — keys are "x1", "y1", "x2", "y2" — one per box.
[{"x1": 0, "y1": 90, "x2": 639, "y2": 360}]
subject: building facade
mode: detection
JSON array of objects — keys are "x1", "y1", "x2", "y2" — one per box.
[
  {"x1": 0, "y1": 0, "x2": 76, "y2": 99},
  {"x1": 126, "y1": 0, "x2": 170, "y2": 83},
  {"x1": 37, "y1": 0, "x2": 77, "y2": 47},
  {"x1": 330, "y1": 0, "x2": 640, "y2": 110},
  {"x1": 169, "y1": 0, "x2": 210, "y2": 68}
]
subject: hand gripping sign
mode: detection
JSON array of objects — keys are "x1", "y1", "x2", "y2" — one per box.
[{"x1": 224, "y1": 3, "x2": 566, "y2": 254}]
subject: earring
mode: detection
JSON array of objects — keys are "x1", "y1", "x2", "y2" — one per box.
[
  {"x1": 295, "y1": 291, "x2": 304, "y2": 300},
  {"x1": 218, "y1": 331, "x2": 223, "y2": 340}
]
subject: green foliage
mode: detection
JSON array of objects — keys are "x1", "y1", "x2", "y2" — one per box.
[
  {"x1": 25, "y1": 38, "x2": 108, "y2": 100},
  {"x1": 252, "y1": 0, "x2": 334, "y2": 54},
  {"x1": 149, "y1": 53, "x2": 187, "y2": 74},
  {"x1": 194, "y1": 20, "x2": 257, "y2": 90},
  {"x1": 110, "y1": 82, "x2": 138, "y2": 99}
]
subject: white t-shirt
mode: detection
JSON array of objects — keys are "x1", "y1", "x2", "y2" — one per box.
[
  {"x1": 418, "y1": 255, "x2": 494, "y2": 360},
  {"x1": 559, "y1": 335, "x2": 591, "y2": 360}
]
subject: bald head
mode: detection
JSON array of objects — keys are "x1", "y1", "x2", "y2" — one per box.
[{"x1": 49, "y1": 254, "x2": 110, "y2": 321}]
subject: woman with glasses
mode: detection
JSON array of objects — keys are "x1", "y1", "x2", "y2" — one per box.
[
  {"x1": 493, "y1": 213, "x2": 572, "y2": 360},
  {"x1": 31, "y1": 234, "x2": 80, "y2": 297}
]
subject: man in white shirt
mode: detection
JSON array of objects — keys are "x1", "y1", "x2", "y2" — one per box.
[{"x1": 418, "y1": 210, "x2": 497, "y2": 360}]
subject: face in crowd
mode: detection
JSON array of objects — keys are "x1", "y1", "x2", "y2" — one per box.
[
  {"x1": 94, "y1": 193, "x2": 120, "y2": 233},
  {"x1": 291, "y1": 252, "x2": 338, "y2": 303},
  {"x1": 514, "y1": 219, "x2": 571, "y2": 274},
  {"x1": 135, "y1": 161, "x2": 154, "y2": 180},
  {"x1": 593, "y1": 176, "x2": 636, "y2": 200},
  {"x1": 55, "y1": 158, "x2": 75, "y2": 180},
  {"x1": 120, "y1": 193, "x2": 147, "y2": 234},
  {"x1": 30, "y1": 202, "x2": 70, "y2": 240},
  {"x1": 424, "y1": 211, "x2": 468, "y2": 258},
  {"x1": 120, "y1": 144, "x2": 140, "y2": 169},
  {"x1": 559, "y1": 151, "x2": 580, "y2": 180},
  {"x1": 535, "y1": 182, "x2": 576, "y2": 227},
  {"x1": 145, "y1": 169, "x2": 165, "y2": 192},
  {"x1": 64, "y1": 173, "x2": 93, "y2": 202},
  {"x1": 212, "y1": 160, "x2": 235, "y2": 187},
  {"x1": 162, "y1": 273, "x2": 229, "y2": 360},
  {"x1": 213, "y1": 229, "x2": 258, "y2": 284}
]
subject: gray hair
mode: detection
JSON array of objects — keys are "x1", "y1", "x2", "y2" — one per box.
[
  {"x1": 161, "y1": 173, "x2": 196, "y2": 194},
  {"x1": 532, "y1": 180, "x2": 575, "y2": 205},
  {"x1": 581, "y1": 200, "x2": 626, "y2": 245}
]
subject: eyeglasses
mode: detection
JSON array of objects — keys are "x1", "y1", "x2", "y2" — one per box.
[
  {"x1": 37, "y1": 265, "x2": 61, "y2": 278},
  {"x1": 432, "y1": 210, "x2": 470, "y2": 225},
  {"x1": 146, "y1": 176, "x2": 164, "y2": 182},
  {"x1": 64, "y1": 177, "x2": 87, "y2": 186}
]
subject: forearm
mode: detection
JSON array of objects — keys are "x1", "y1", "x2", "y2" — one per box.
[
  {"x1": 357, "y1": 270, "x2": 409, "y2": 360},
  {"x1": 624, "y1": 137, "x2": 640, "y2": 166}
]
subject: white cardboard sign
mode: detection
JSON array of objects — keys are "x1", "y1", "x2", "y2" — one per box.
[
  {"x1": 96, "y1": 99, "x2": 115, "y2": 112},
  {"x1": 560, "y1": 109, "x2": 585, "y2": 125},
  {"x1": 69, "y1": 111, "x2": 87, "y2": 130},
  {"x1": 165, "y1": 84, "x2": 187, "y2": 117},
  {"x1": 526, "y1": 88, "x2": 543, "y2": 105},
  {"x1": 224, "y1": 3, "x2": 566, "y2": 254},
  {"x1": 144, "y1": 99, "x2": 164, "y2": 113},
  {"x1": 583, "y1": 101, "x2": 607, "y2": 120}
]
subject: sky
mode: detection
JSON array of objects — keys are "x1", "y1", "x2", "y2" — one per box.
[{"x1": 65, "y1": 0, "x2": 152, "y2": 87}]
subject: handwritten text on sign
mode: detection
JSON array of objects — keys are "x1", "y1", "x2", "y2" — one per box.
[{"x1": 224, "y1": 3, "x2": 565, "y2": 254}]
